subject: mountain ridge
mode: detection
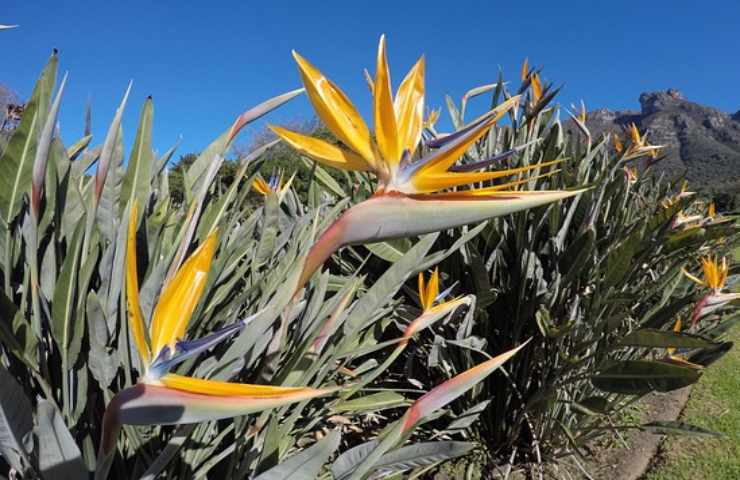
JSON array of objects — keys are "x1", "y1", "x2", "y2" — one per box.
[{"x1": 574, "y1": 89, "x2": 740, "y2": 192}]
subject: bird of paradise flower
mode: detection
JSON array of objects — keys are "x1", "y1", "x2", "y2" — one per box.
[
  {"x1": 682, "y1": 255, "x2": 740, "y2": 326},
  {"x1": 270, "y1": 35, "x2": 582, "y2": 294},
  {"x1": 252, "y1": 170, "x2": 295, "y2": 201},
  {"x1": 96, "y1": 203, "x2": 337, "y2": 478},
  {"x1": 341, "y1": 268, "x2": 473, "y2": 393}
]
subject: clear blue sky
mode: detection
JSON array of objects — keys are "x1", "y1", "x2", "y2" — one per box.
[{"x1": 2, "y1": 1, "x2": 739, "y2": 159}]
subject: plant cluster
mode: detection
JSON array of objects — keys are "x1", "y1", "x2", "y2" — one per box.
[{"x1": 0, "y1": 36, "x2": 737, "y2": 480}]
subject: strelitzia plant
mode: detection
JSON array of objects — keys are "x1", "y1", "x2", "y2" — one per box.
[
  {"x1": 624, "y1": 122, "x2": 662, "y2": 160},
  {"x1": 669, "y1": 200, "x2": 730, "y2": 230},
  {"x1": 334, "y1": 341, "x2": 529, "y2": 480},
  {"x1": 613, "y1": 133, "x2": 624, "y2": 154},
  {"x1": 270, "y1": 35, "x2": 581, "y2": 292},
  {"x1": 96, "y1": 204, "x2": 337, "y2": 478},
  {"x1": 707, "y1": 202, "x2": 717, "y2": 220},
  {"x1": 529, "y1": 73, "x2": 543, "y2": 104},
  {"x1": 697, "y1": 201, "x2": 731, "y2": 227},
  {"x1": 662, "y1": 318, "x2": 702, "y2": 369},
  {"x1": 661, "y1": 181, "x2": 695, "y2": 210},
  {"x1": 347, "y1": 268, "x2": 473, "y2": 393},
  {"x1": 380, "y1": 268, "x2": 474, "y2": 368},
  {"x1": 672, "y1": 209, "x2": 705, "y2": 230},
  {"x1": 410, "y1": 268, "x2": 472, "y2": 341},
  {"x1": 423, "y1": 108, "x2": 441, "y2": 130},
  {"x1": 665, "y1": 318, "x2": 683, "y2": 358},
  {"x1": 252, "y1": 170, "x2": 294, "y2": 202},
  {"x1": 682, "y1": 255, "x2": 740, "y2": 326},
  {"x1": 568, "y1": 100, "x2": 591, "y2": 142}
]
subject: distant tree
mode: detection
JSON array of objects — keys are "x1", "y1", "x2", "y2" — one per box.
[
  {"x1": 168, "y1": 153, "x2": 197, "y2": 205},
  {"x1": 166, "y1": 118, "x2": 345, "y2": 206},
  {"x1": 168, "y1": 153, "x2": 241, "y2": 205}
]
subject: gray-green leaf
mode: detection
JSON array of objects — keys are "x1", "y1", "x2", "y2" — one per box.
[
  {"x1": 0, "y1": 367, "x2": 33, "y2": 473},
  {"x1": 36, "y1": 400, "x2": 87, "y2": 480},
  {"x1": 592, "y1": 360, "x2": 700, "y2": 394},
  {"x1": 119, "y1": 96, "x2": 154, "y2": 216},
  {"x1": 253, "y1": 429, "x2": 340, "y2": 480}
]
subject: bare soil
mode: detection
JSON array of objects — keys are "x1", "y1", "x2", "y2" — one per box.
[{"x1": 581, "y1": 387, "x2": 691, "y2": 480}]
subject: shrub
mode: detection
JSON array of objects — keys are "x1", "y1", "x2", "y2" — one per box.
[
  {"x1": 0, "y1": 46, "x2": 544, "y2": 479},
  {"x1": 347, "y1": 70, "x2": 740, "y2": 473},
  {"x1": 0, "y1": 39, "x2": 736, "y2": 480}
]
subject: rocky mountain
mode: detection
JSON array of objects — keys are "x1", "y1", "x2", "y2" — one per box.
[{"x1": 575, "y1": 89, "x2": 740, "y2": 192}]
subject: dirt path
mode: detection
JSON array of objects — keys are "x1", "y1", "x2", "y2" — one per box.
[{"x1": 585, "y1": 387, "x2": 691, "y2": 480}]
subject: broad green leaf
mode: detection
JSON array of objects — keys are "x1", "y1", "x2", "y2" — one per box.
[
  {"x1": 11, "y1": 270, "x2": 38, "y2": 362},
  {"x1": 301, "y1": 157, "x2": 347, "y2": 198},
  {"x1": 253, "y1": 429, "x2": 340, "y2": 480},
  {"x1": 139, "y1": 426, "x2": 195, "y2": 480},
  {"x1": 256, "y1": 416, "x2": 281, "y2": 473},
  {"x1": 94, "y1": 83, "x2": 131, "y2": 204},
  {"x1": 119, "y1": 96, "x2": 154, "y2": 216},
  {"x1": 39, "y1": 208, "x2": 58, "y2": 298},
  {"x1": 100, "y1": 211, "x2": 127, "y2": 330},
  {"x1": 0, "y1": 366, "x2": 33, "y2": 473},
  {"x1": 560, "y1": 227, "x2": 595, "y2": 284},
  {"x1": 253, "y1": 193, "x2": 280, "y2": 269},
  {"x1": 418, "y1": 222, "x2": 488, "y2": 271},
  {"x1": 198, "y1": 140, "x2": 278, "y2": 239},
  {"x1": 374, "y1": 441, "x2": 476, "y2": 476},
  {"x1": 332, "y1": 440, "x2": 474, "y2": 480},
  {"x1": 364, "y1": 238, "x2": 411, "y2": 263},
  {"x1": 0, "y1": 290, "x2": 24, "y2": 361},
  {"x1": 331, "y1": 441, "x2": 377, "y2": 480},
  {"x1": 462, "y1": 243, "x2": 492, "y2": 307},
  {"x1": 603, "y1": 220, "x2": 644, "y2": 288},
  {"x1": 688, "y1": 342, "x2": 734, "y2": 367},
  {"x1": 665, "y1": 226, "x2": 705, "y2": 252},
  {"x1": 95, "y1": 125, "x2": 124, "y2": 243},
  {"x1": 36, "y1": 400, "x2": 87, "y2": 480},
  {"x1": 85, "y1": 291, "x2": 118, "y2": 389},
  {"x1": 164, "y1": 146, "x2": 222, "y2": 283},
  {"x1": 445, "y1": 94, "x2": 462, "y2": 130},
  {"x1": 336, "y1": 337, "x2": 402, "y2": 360},
  {"x1": 641, "y1": 296, "x2": 695, "y2": 329},
  {"x1": 51, "y1": 222, "x2": 85, "y2": 366},
  {"x1": 618, "y1": 329, "x2": 717, "y2": 349},
  {"x1": 153, "y1": 137, "x2": 181, "y2": 176},
  {"x1": 66, "y1": 134, "x2": 92, "y2": 161},
  {"x1": 334, "y1": 392, "x2": 409, "y2": 413},
  {"x1": 591, "y1": 360, "x2": 700, "y2": 394},
  {"x1": 71, "y1": 240, "x2": 99, "y2": 377},
  {"x1": 445, "y1": 400, "x2": 491, "y2": 431},
  {"x1": 213, "y1": 256, "x2": 304, "y2": 378},
  {"x1": 31, "y1": 72, "x2": 67, "y2": 217}
]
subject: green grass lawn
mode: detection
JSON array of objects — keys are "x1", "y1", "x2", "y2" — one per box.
[{"x1": 645, "y1": 326, "x2": 740, "y2": 479}]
